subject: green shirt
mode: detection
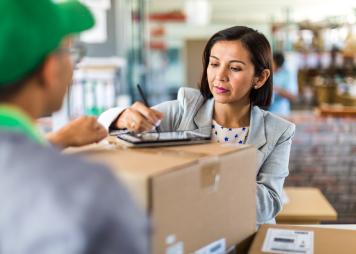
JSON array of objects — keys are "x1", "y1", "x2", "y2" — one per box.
[{"x1": 0, "y1": 104, "x2": 45, "y2": 144}]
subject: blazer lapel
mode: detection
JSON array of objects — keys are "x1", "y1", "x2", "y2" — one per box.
[
  {"x1": 192, "y1": 98, "x2": 214, "y2": 135},
  {"x1": 192, "y1": 101, "x2": 267, "y2": 151},
  {"x1": 192, "y1": 102, "x2": 266, "y2": 172},
  {"x1": 246, "y1": 106, "x2": 267, "y2": 149},
  {"x1": 246, "y1": 106, "x2": 267, "y2": 172}
]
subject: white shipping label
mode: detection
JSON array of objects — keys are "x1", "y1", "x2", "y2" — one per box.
[
  {"x1": 194, "y1": 238, "x2": 226, "y2": 254},
  {"x1": 166, "y1": 241, "x2": 184, "y2": 254},
  {"x1": 262, "y1": 228, "x2": 314, "y2": 254}
]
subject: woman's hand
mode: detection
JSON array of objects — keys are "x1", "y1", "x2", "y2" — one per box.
[
  {"x1": 113, "y1": 101, "x2": 163, "y2": 133},
  {"x1": 47, "y1": 116, "x2": 107, "y2": 149}
]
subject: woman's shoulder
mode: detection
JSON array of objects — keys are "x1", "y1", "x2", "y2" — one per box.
[
  {"x1": 255, "y1": 106, "x2": 295, "y2": 138},
  {"x1": 155, "y1": 87, "x2": 204, "y2": 112},
  {"x1": 153, "y1": 87, "x2": 206, "y2": 130},
  {"x1": 177, "y1": 87, "x2": 204, "y2": 106}
]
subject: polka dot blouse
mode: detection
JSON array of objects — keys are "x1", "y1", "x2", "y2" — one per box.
[{"x1": 211, "y1": 119, "x2": 249, "y2": 144}]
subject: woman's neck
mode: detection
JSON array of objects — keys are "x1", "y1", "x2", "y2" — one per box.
[{"x1": 213, "y1": 101, "x2": 251, "y2": 128}]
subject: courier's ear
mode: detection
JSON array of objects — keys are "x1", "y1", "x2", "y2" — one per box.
[
  {"x1": 37, "y1": 37, "x2": 74, "y2": 114},
  {"x1": 39, "y1": 54, "x2": 61, "y2": 91},
  {"x1": 253, "y1": 69, "x2": 270, "y2": 89},
  {"x1": 38, "y1": 37, "x2": 73, "y2": 92}
]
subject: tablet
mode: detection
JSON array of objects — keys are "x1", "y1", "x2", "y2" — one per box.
[{"x1": 114, "y1": 130, "x2": 211, "y2": 147}]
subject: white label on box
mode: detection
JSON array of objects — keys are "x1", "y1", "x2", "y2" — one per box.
[
  {"x1": 166, "y1": 241, "x2": 184, "y2": 254},
  {"x1": 166, "y1": 234, "x2": 176, "y2": 245},
  {"x1": 262, "y1": 228, "x2": 314, "y2": 254},
  {"x1": 194, "y1": 238, "x2": 226, "y2": 254}
]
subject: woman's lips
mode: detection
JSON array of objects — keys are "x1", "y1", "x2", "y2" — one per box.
[{"x1": 213, "y1": 86, "x2": 229, "y2": 94}]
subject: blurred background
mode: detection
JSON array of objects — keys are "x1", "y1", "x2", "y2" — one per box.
[{"x1": 46, "y1": 0, "x2": 356, "y2": 223}]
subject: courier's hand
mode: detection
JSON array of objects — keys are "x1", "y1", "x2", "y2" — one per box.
[
  {"x1": 47, "y1": 116, "x2": 107, "y2": 148},
  {"x1": 113, "y1": 101, "x2": 163, "y2": 133}
]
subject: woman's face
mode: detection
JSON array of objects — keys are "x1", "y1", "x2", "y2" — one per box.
[{"x1": 207, "y1": 40, "x2": 256, "y2": 105}]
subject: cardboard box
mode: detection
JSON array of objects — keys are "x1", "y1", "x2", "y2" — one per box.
[
  {"x1": 277, "y1": 187, "x2": 337, "y2": 224},
  {"x1": 68, "y1": 140, "x2": 257, "y2": 254},
  {"x1": 248, "y1": 224, "x2": 356, "y2": 254}
]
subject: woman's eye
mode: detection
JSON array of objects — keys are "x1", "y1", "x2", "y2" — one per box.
[
  {"x1": 210, "y1": 63, "x2": 219, "y2": 67},
  {"x1": 231, "y1": 67, "x2": 241, "y2": 72}
]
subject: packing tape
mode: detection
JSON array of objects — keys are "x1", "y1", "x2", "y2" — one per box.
[{"x1": 199, "y1": 156, "x2": 221, "y2": 191}]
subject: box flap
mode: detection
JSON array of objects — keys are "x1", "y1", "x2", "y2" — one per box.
[{"x1": 66, "y1": 139, "x2": 253, "y2": 178}]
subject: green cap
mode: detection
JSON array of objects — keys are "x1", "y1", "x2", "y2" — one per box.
[{"x1": 0, "y1": 0, "x2": 95, "y2": 87}]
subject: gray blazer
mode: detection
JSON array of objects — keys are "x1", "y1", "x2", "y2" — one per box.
[{"x1": 99, "y1": 87, "x2": 295, "y2": 224}]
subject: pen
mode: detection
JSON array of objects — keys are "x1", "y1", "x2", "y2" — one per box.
[{"x1": 137, "y1": 84, "x2": 161, "y2": 133}]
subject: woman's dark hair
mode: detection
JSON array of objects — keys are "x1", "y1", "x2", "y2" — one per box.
[{"x1": 199, "y1": 26, "x2": 273, "y2": 108}]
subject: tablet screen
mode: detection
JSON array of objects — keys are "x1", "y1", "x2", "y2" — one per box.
[{"x1": 117, "y1": 131, "x2": 211, "y2": 144}]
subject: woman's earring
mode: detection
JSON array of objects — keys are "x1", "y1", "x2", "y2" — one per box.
[{"x1": 254, "y1": 85, "x2": 259, "y2": 89}]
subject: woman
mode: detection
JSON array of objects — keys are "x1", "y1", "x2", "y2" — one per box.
[{"x1": 99, "y1": 26, "x2": 295, "y2": 225}]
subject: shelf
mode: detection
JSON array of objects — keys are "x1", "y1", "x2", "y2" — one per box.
[{"x1": 316, "y1": 104, "x2": 356, "y2": 117}]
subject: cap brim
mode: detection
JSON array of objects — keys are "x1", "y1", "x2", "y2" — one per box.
[{"x1": 57, "y1": 0, "x2": 95, "y2": 36}]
